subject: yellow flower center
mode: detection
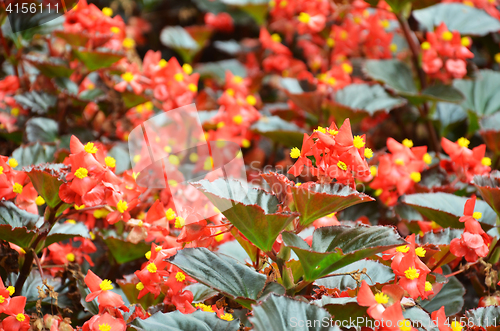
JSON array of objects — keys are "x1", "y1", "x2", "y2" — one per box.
[
  {"x1": 98, "y1": 323, "x2": 111, "y2": 331},
  {"x1": 425, "y1": 281, "x2": 433, "y2": 292},
  {"x1": 84, "y1": 142, "x2": 97, "y2": 154},
  {"x1": 242, "y1": 139, "x2": 251, "y2": 148},
  {"x1": 315, "y1": 126, "x2": 327, "y2": 134},
  {"x1": 421, "y1": 41, "x2": 431, "y2": 50},
  {"x1": 364, "y1": 148, "x2": 373, "y2": 159},
  {"x1": 442, "y1": 31, "x2": 453, "y2": 41},
  {"x1": 353, "y1": 136, "x2": 365, "y2": 149},
  {"x1": 233, "y1": 115, "x2": 243, "y2": 125},
  {"x1": 0, "y1": 166, "x2": 3, "y2": 175},
  {"x1": 298, "y1": 12, "x2": 311, "y2": 23},
  {"x1": 342, "y1": 63, "x2": 353, "y2": 74},
  {"x1": 188, "y1": 83, "x2": 198, "y2": 92},
  {"x1": 16, "y1": 313, "x2": 25, "y2": 322},
  {"x1": 215, "y1": 230, "x2": 224, "y2": 242},
  {"x1": 102, "y1": 7, "x2": 113, "y2": 16},
  {"x1": 461, "y1": 37, "x2": 471, "y2": 47},
  {"x1": 175, "y1": 272, "x2": 186, "y2": 282},
  {"x1": 370, "y1": 166, "x2": 377, "y2": 177},
  {"x1": 495, "y1": 53, "x2": 500, "y2": 64},
  {"x1": 165, "y1": 208, "x2": 176, "y2": 221},
  {"x1": 482, "y1": 157, "x2": 492, "y2": 167},
  {"x1": 145, "y1": 251, "x2": 151, "y2": 259},
  {"x1": 473, "y1": 212, "x2": 482, "y2": 220},
  {"x1": 246, "y1": 95, "x2": 257, "y2": 106},
  {"x1": 415, "y1": 247, "x2": 426, "y2": 257},
  {"x1": 182, "y1": 64, "x2": 193, "y2": 75},
  {"x1": 11, "y1": 108, "x2": 19, "y2": 117},
  {"x1": 105, "y1": 157, "x2": 116, "y2": 168},
  {"x1": 457, "y1": 137, "x2": 470, "y2": 148},
  {"x1": 168, "y1": 155, "x2": 180, "y2": 166},
  {"x1": 122, "y1": 38, "x2": 135, "y2": 49},
  {"x1": 399, "y1": 319, "x2": 412, "y2": 331},
  {"x1": 175, "y1": 216, "x2": 185, "y2": 229},
  {"x1": 233, "y1": 76, "x2": 243, "y2": 84},
  {"x1": 147, "y1": 263, "x2": 157, "y2": 273},
  {"x1": 12, "y1": 183, "x2": 23, "y2": 194},
  {"x1": 35, "y1": 196, "x2": 45, "y2": 206},
  {"x1": 110, "y1": 26, "x2": 121, "y2": 34},
  {"x1": 174, "y1": 73, "x2": 184, "y2": 82},
  {"x1": 390, "y1": 43, "x2": 398, "y2": 52},
  {"x1": 0, "y1": 296, "x2": 4, "y2": 303},
  {"x1": 451, "y1": 321, "x2": 463, "y2": 331},
  {"x1": 7, "y1": 286, "x2": 14, "y2": 296},
  {"x1": 8, "y1": 158, "x2": 18, "y2": 168},
  {"x1": 136, "y1": 282, "x2": 144, "y2": 291},
  {"x1": 159, "y1": 59, "x2": 168, "y2": 68},
  {"x1": 66, "y1": 253, "x2": 75, "y2": 262},
  {"x1": 122, "y1": 72, "x2": 135, "y2": 82},
  {"x1": 99, "y1": 279, "x2": 113, "y2": 291},
  {"x1": 404, "y1": 267, "x2": 419, "y2": 280},
  {"x1": 396, "y1": 245, "x2": 409, "y2": 253},
  {"x1": 74, "y1": 204, "x2": 85, "y2": 210},
  {"x1": 117, "y1": 200, "x2": 128, "y2": 213},
  {"x1": 195, "y1": 303, "x2": 214, "y2": 312},
  {"x1": 75, "y1": 167, "x2": 89, "y2": 179},
  {"x1": 337, "y1": 161, "x2": 347, "y2": 171},
  {"x1": 220, "y1": 313, "x2": 234, "y2": 321},
  {"x1": 423, "y1": 153, "x2": 432, "y2": 165},
  {"x1": 410, "y1": 172, "x2": 421, "y2": 183},
  {"x1": 374, "y1": 292, "x2": 389, "y2": 304},
  {"x1": 402, "y1": 139, "x2": 413, "y2": 148},
  {"x1": 290, "y1": 147, "x2": 301, "y2": 159}
]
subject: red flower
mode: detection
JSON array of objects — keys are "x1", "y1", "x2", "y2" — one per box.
[
  {"x1": 84, "y1": 270, "x2": 129, "y2": 312},
  {"x1": 205, "y1": 13, "x2": 234, "y2": 33},
  {"x1": 2, "y1": 296, "x2": 30, "y2": 331},
  {"x1": 82, "y1": 312, "x2": 126, "y2": 331}
]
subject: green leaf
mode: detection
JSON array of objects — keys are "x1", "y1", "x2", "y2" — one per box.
[
  {"x1": 251, "y1": 116, "x2": 306, "y2": 148},
  {"x1": 413, "y1": 3, "x2": 500, "y2": 36},
  {"x1": 315, "y1": 260, "x2": 394, "y2": 291},
  {"x1": 454, "y1": 70, "x2": 500, "y2": 116},
  {"x1": 195, "y1": 59, "x2": 247, "y2": 84},
  {"x1": 122, "y1": 92, "x2": 149, "y2": 109},
  {"x1": 107, "y1": 145, "x2": 131, "y2": 175},
  {"x1": 193, "y1": 179, "x2": 297, "y2": 252},
  {"x1": 280, "y1": 78, "x2": 324, "y2": 115},
  {"x1": 403, "y1": 307, "x2": 439, "y2": 331},
  {"x1": 54, "y1": 31, "x2": 90, "y2": 47},
  {"x1": 102, "y1": 231, "x2": 150, "y2": 264},
  {"x1": 250, "y1": 294, "x2": 339, "y2": 331},
  {"x1": 9, "y1": 271, "x2": 68, "y2": 308},
  {"x1": 214, "y1": 40, "x2": 242, "y2": 55},
  {"x1": 25, "y1": 164, "x2": 67, "y2": 209},
  {"x1": 185, "y1": 283, "x2": 218, "y2": 303},
  {"x1": 133, "y1": 310, "x2": 240, "y2": 331},
  {"x1": 431, "y1": 102, "x2": 468, "y2": 137},
  {"x1": 117, "y1": 275, "x2": 164, "y2": 309},
  {"x1": 26, "y1": 118, "x2": 59, "y2": 143},
  {"x1": 402, "y1": 192, "x2": 498, "y2": 231},
  {"x1": 480, "y1": 113, "x2": 500, "y2": 154},
  {"x1": 420, "y1": 273, "x2": 465, "y2": 316},
  {"x1": 160, "y1": 26, "x2": 204, "y2": 63},
  {"x1": 364, "y1": 60, "x2": 464, "y2": 104},
  {"x1": 14, "y1": 91, "x2": 57, "y2": 114},
  {"x1": 26, "y1": 57, "x2": 74, "y2": 78},
  {"x1": 330, "y1": 83, "x2": 406, "y2": 120},
  {"x1": 384, "y1": 0, "x2": 412, "y2": 13},
  {"x1": 12, "y1": 143, "x2": 57, "y2": 167},
  {"x1": 0, "y1": 201, "x2": 41, "y2": 249},
  {"x1": 282, "y1": 225, "x2": 405, "y2": 281},
  {"x1": 291, "y1": 183, "x2": 375, "y2": 227},
  {"x1": 44, "y1": 222, "x2": 90, "y2": 248},
  {"x1": 73, "y1": 49, "x2": 123, "y2": 71},
  {"x1": 314, "y1": 297, "x2": 370, "y2": 325},
  {"x1": 465, "y1": 306, "x2": 500, "y2": 329},
  {"x1": 169, "y1": 248, "x2": 280, "y2": 308},
  {"x1": 474, "y1": 172, "x2": 500, "y2": 218},
  {"x1": 416, "y1": 228, "x2": 463, "y2": 246}
]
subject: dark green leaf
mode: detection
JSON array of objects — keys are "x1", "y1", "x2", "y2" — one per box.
[
  {"x1": 420, "y1": 274, "x2": 465, "y2": 315},
  {"x1": 107, "y1": 145, "x2": 131, "y2": 175},
  {"x1": 44, "y1": 222, "x2": 90, "y2": 248},
  {"x1": 169, "y1": 247, "x2": 278, "y2": 308},
  {"x1": 416, "y1": 228, "x2": 463, "y2": 246},
  {"x1": 291, "y1": 183, "x2": 375, "y2": 227},
  {"x1": 25, "y1": 163, "x2": 67, "y2": 209},
  {"x1": 122, "y1": 92, "x2": 149, "y2": 109},
  {"x1": 26, "y1": 57, "x2": 74, "y2": 78},
  {"x1": 54, "y1": 31, "x2": 90, "y2": 47},
  {"x1": 12, "y1": 143, "x2": 57, "y2": 167},
  {"x1": 193, "y1": 179, "x2": 297, "y2": 252},
  {"x1": 413, "y1": 3, "x2": 500, "y2": 36},
  {"x1": 73, "y1": 49, "x2": 123, "y2": 71},
  {"x1": 403, "y1": 307, "x2": 439, "y2": 331},
  {"x1": 465, "y1": 306, "x2": 500, "y2": 328},
  {"x1": 480, "y1": 113, "x2": 500, "y2": 154},
  {"x1": 314, "y1": 297, "x2": 369, "y2": 326},
  {"x1": 133, "y1": 310, "x2": 240, "y2": 331},
  {"x1": 315, "y1": 260, "x2": 394, "y2": 291},
  {"x1": 26, "y1": 118, "x2": 59, "y2": 143},
  {"x1": 251, "y1": 116, "x2": 305, "y2": 148},
  {"x1": 0, "y1": 201, "x2": 41, "y2": 249},
  {"x1": 420, "y1": 85, "x2": 464, "y2": 103},
  {"x1": 102, "y1": 232, "x2": 150, "y2": 264},
  {"x1": 282, "y1": 225, "x2": 405, "y2": 281},
  {"x1": 185, "y1": 283, "x2": 218, "y2": 303},
  {"x1": 250, "y1": 294, "x2": 339, "y2": 331},
  {"x1": 454, "y1": 70, "x2": 500, "y2": 116},
  {"x1": 160, "y1": 26, "x2": 203, "y2": 63},
  {"x1": 195, "y1": 59, "x2": 247, "y2": 84},
  {"x1": 14, "y1": 91, "x2": 57, "y2": 114},
  {"x1": 431, "y1": 103, "x2": 467, "y2": 137},
  {"x1": 474, "y1": 171, "x2": 500, "y2": 218},
  {"x1": 402, "y1": 192, "x2": 497, "y2": 231},
  {"x1": 384, "y1": 0, "x2": 412, "y2": 13}
]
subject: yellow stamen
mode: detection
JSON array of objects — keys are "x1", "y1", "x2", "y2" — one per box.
[
  {"x1": 482, "y1": 157, "x2": 492, "y2": 167},
  {"x1": 451, "y1": 321, "x2": 463, "y2": 331},
  {"x1": 66, "y1": 253, "x2": 75, "y2": 262},
  {"x1": 16, "y1": 313, "x2": 25, "y2": 322},
  {"x1": 99, "y1": 279, "x2": 113, "y2": 291},
  {"x1": 415, "y1": 247, "x2": 426, "y2": 257},
  {"x1": 374, "y1": 292, "x2": 389, "y2": 304},
  {"x1": 220, "y1": 313, "x2": 234, "y2": 321},
  {"x1": 457, "y1": 137, "x2": 470, "y2": 148},
  {"x1": 105, "y1": 157, "x2": 116, "y2": 168},
  {"x1": 175, "y1": 272, "x2": 186, "y2": 282},
  {"x1": 117, "y1": 200, "x2": 128, "y2": 213},
  {"x1": 442, "y1": 31, "x2": 453, "y2": 41},
  {"x1": 182, "y1": 64, "x2": 193, "y2": 75},
  {"x1": 122, "y1": 72, "x2": 135, "y2": 82},
  {"x1": 473, "y1": 212, "x2": 482, "y2": 220},
  {"x1": 98, "y1": 323, "x2": 111, "y2": 331},
  {"x1": 166, "y1": 208, "x2": 176, "y2": 221},
  {"x1": 122, "y1": 38, "x2": 135, "y2": 49},
  {"x1": 12, "y1": 183, "x2": 23, "y2": 194},
  {"x1": 102, "y1": 7, "x2": 113, "y2": 16},
  {"x1": 353, "y1": 135, "x2": 365, "y2": 149},
  {"x1": 423, "y1": 153, "x2": 432, "y2": 165},
  {"x1": 84, "y1": 142, "x2": 97, "y2": 154},
  {"x1": 396, "y1": 245, "x2": 409, "y2": 253},
  {"x1": 404, "y1": 267, "x2": 419, "y2": 280},
  {"x1": 147, "y1": 263, "x2": 157, "y2": 273},
  {"x1": 175, "y1": 216, "x2": 185, "y2": 229},
  {"x1": 410, "y1": 172, "x2": 421, "y2": 183},
  {"x1": 425, "y1": 281, "x2": 432, "y2": 292},
  {"x1": 402, "y1": 139, "x2": 413, "y2": 148},
  {"x1": 298, "y1": 12, "x2": 311, "y2": 23},
  {"x1": 290, "y1": 147, "x2": 301, "y2": 159},
  {"x1": 337, "y1": 161, "x2": 347, "y2": 171},
  {"x1": 35, "y1": 196, "x2": 45, "y2": 206},
  {"x1": 8, "y1": 158, "x2": 18, "y2": 168},
  {"x1": 136, "y1": 282, "x2": 144, "y2": 291}
]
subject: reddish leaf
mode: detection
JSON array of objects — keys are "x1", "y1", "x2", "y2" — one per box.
[{"x1": 474, "y1": 171, "x2": 500, "y2": 218}]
